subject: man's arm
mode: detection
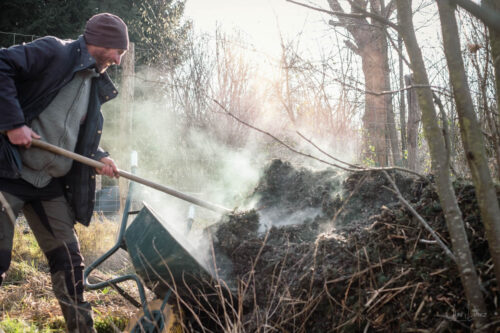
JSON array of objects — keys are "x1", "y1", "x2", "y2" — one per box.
[{"x1": 0, "y1": 38, "x2": 61, "y2": 137}]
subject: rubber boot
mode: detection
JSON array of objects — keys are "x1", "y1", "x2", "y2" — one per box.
[
  {"x1": 52, "y1": 270, "x2": 96, "y2": 333},
  {"x1": 58, "y1": 297, "x2": 96, "y2": 333}
]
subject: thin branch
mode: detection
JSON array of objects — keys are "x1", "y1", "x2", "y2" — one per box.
[
  {"x1": 327, "y1": 73, "x2": 451, "y2": 97},
  {"x1": 286, "y1": 0, "x2": 400, "y2": 31},
  {"x1": 366, "y1": 84, "x2": 435, "y2": 96},
  {"x1": 385, "y1": 30, "x2": 411, "y2": 68},
  {"x1": 211, "y1": 98, "x2": 353, "y2": 171},
  {"x1": 212, "y1": 98, "x2": 427, "y2": 179},
  {"x1": 326, "y1": 255, "x2": 399, "y2": 284},
  {"x1": 449, "y1": 0, "x2": 500, "y2": 32},
  {"x1": 296, "y1": 131, "x2": 363, "y2": 169},
  {"x1": 381, "y1": 171, "x2": 457, "y2": 263}
]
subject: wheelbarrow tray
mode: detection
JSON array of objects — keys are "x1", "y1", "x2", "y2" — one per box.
[{"x1": 124, "y1": 203, "x2": 216, "y2": 298}]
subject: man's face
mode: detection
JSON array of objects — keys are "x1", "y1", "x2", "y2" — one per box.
[{"x1": 87, "y1": 45, "x2": 126, "y2": 73}]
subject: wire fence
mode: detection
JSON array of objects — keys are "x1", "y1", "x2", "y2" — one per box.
[{"x1": 0, "y1": 31, "x2": 42, "y2": 47}]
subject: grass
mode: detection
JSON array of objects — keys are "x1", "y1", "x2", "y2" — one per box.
[
  {"x1": 76, "y1": 213, "x2": 120, "y2": 264},
  {"x1": 10, "y1": 219, "x2": 46, "y2": 270},
  {"x1": 0, "y1": 214, "x2": 137, "y2": 332}
]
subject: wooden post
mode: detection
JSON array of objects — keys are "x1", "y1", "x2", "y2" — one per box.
[{"x1": 119, "y1": 42, "x2": 135, "y2": 212}]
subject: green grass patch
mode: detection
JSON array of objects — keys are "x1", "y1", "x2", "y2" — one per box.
[
  {"x1": 94, "y1": 316, "x2": 128, "y2": 333},
  {"x1": 0, "y1": 316, "x2": 54, "y2": 333}
]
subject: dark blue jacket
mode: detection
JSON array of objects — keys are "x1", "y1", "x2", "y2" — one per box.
[{"x1": 0, "y1": 36, "x2": 119, "y2": 225}]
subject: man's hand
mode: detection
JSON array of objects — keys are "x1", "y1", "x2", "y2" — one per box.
[
  {"x1": 96, "y1": 156, "x2": 119, "y2": 178},
  {"x1": 7, "y1": 125, "x2": 40, "y2": 148}
]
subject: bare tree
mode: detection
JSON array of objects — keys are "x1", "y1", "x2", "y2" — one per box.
[
  {"x1": 275, "y1": 34, "x2": 363, "y2": 159},
  {"x1": 483, "y1": 0, "x2": 500, "y2": 179},
  {"x1": 396, "y1": 0, "x2": 488, "y2": 328},
  {"x1": 484, "y1": 0, "x2": 500, "y2": 105},
  {"x1": 457, "y1": 10, "x2": 500, "y2": 179},
  {"x1": 437, "y1": 0, "x2": 500, "y2": 298},
  {"x1": 211, "y1": 30, "x2": 264, "y2": 147},
  {"x1": 323, "y1": 0, "x2": 401, "y2": 166},
  {"x1": 404, "y1": 74, "x2": 421, "y2": 171},
  {"x1": 398, "y1": 32, "x2": 408, "y2": 166},
  {"x1": 284, "y1": 0, "x2": 416, "y2": 166}
]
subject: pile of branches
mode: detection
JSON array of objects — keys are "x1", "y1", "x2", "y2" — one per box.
[{"x1": 178, "y1": 160, "x2": 498, "y2": 332}]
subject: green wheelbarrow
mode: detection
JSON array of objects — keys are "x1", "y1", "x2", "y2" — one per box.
[{"x1": 80, "y1": 156, "x2": 233, "y2": 332}]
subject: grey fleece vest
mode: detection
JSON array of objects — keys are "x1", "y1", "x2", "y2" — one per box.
[{"x1": 20, "y1": 69, "x2": 99, "y2": 188}]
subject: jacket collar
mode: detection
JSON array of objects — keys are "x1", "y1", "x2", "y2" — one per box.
[
  {"x1": 76, "y1": 36, "x2": 97, "y2": 70},
  {"x1": 75, "y1": 36, "x2": 119, "y2": 104}
]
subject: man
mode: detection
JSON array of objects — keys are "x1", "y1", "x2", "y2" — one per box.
[{"x1": 0, "y1": 13, "x2": 128, "y2": 332}]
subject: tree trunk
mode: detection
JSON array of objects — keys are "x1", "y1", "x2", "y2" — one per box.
[
  {"x1": 483, "y1": 0, "x2": 500, "y2": 106},
  {"x1": 405, "y1": 74, "x2": 420, "y2": 171},
  {"x1": 327, "y1": 0, "x2": 394, "y2": 166},
  {"x1": 438, "y1": 0, "x2": 500, "y2": 298},
  {"x1": 483, "y1": 0, "x2": 500, "y2": 180},
  {"x1": 384, "y1": 43, "x2": 402, "y2": 166},
  {"x1": 397, "y1": 0, "x2": 488, "y2": 328},
  {"x1": 433, "y1": 92, "x2": 453, "y2": 172},
  {"x1": 361, "y1": 42, "x2": 389, "y2": 166},
  {"x1": 398, "y1": 35, "x2": 407, "y2": 166}
]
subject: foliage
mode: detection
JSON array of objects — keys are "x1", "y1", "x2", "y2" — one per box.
[
  {"x1": 0, "y1": 0, "x2": 93, "y2": 47},
  {"x1": 0, "y1": 0, "x2": 191, "y2": 68},
  {"x1": 129, "y1": 0, "x2": 191, "y2": 68}
]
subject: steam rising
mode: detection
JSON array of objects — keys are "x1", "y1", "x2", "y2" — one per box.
[
  {"x1": 100, "y1": 37, "x2": 360, "y2": 280},
  {"x1": 258, "y1": 207, "x2": 323, "y2": 233}
]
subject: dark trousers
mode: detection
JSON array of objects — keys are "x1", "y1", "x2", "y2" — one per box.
[{"x1": 0, "y1": 191, "x2": 95, "y2": 332}]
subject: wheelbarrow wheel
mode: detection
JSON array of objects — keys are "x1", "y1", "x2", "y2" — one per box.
[{"x1": 125, "y1": 299, "x2": 181, "y2": 333}]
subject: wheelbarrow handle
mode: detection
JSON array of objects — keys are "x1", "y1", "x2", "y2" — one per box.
[{"x1": 31, "y1": 139, "x2": 231, "y2": 214}]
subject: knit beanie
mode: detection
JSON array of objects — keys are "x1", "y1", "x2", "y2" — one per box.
[{"x1": 84, "y1": 13, "x2": 129, "y2": 50}]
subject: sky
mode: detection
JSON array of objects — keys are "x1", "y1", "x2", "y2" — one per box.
[{"x1": 184, "y1": 0, "x2": 330, "y2": 61}]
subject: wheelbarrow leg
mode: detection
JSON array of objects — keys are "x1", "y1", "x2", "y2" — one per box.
[{"x1": 160, "y1": 290, "x2": 172, "y2": 313}]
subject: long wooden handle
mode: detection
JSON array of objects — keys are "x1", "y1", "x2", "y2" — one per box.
[{"x1": 31, "y1": 139, "x2": 231, "y2": 214}]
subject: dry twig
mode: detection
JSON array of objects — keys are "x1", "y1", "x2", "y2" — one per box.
[
  {"x1": 382, "y1": 171, "x2": 456, "y2": 263},
  {"x1": 326, "y1": 255, "x2": 398, "y2": 284}
]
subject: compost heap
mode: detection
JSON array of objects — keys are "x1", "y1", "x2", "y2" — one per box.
[{"x1": 181, "y1": 159, "x2": 498, "y2": 332}]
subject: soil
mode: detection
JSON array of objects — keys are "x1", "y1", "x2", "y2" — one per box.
[{"x1": 180, "y1": 159, "x2": 499, "y2": 332}]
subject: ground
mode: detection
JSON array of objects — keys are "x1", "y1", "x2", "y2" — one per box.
[{"x1": 0, "y1": 218, "x2": 141, "y2": 332}]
